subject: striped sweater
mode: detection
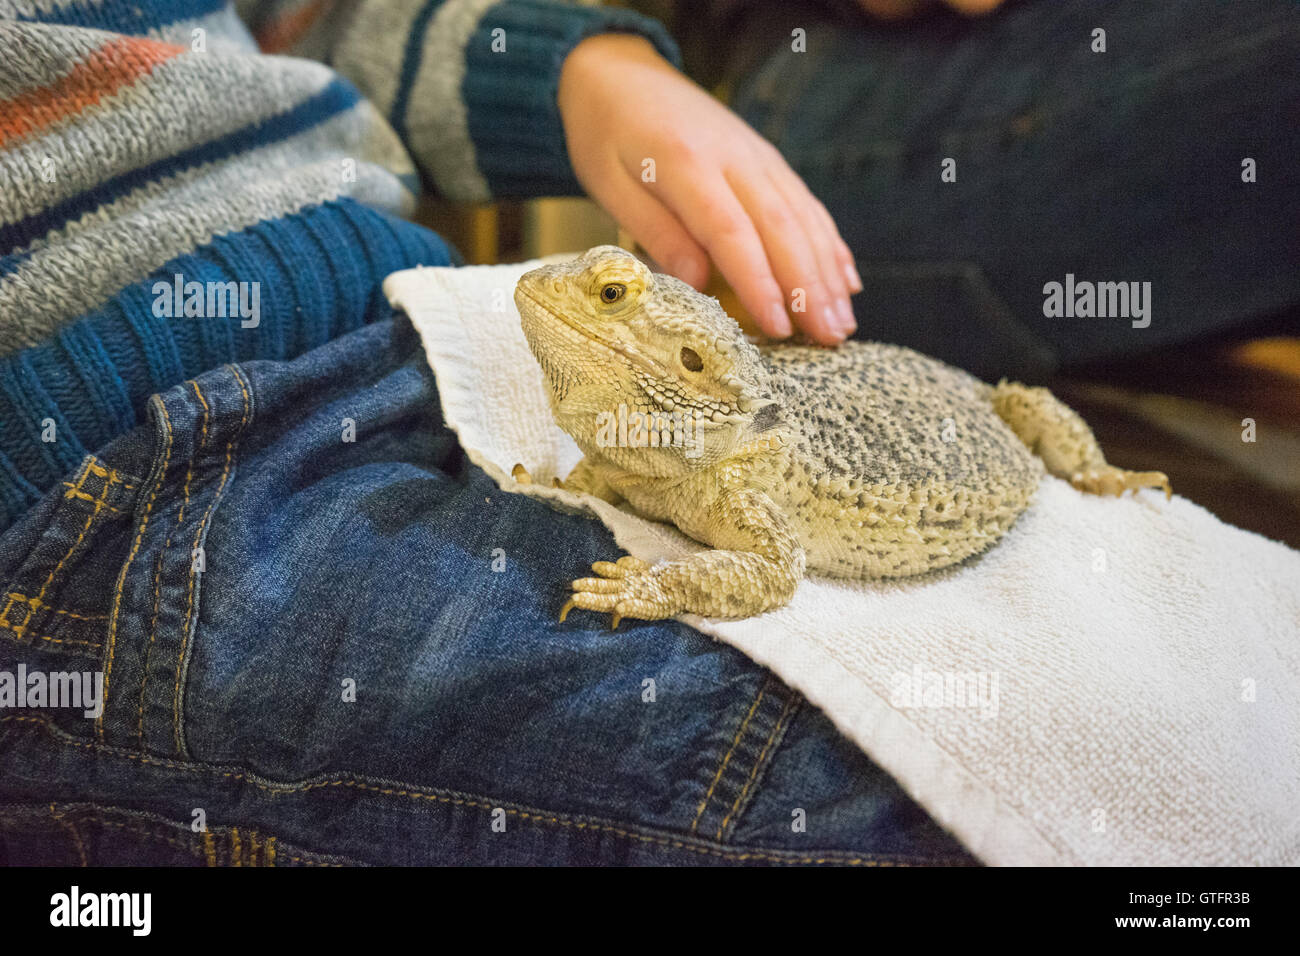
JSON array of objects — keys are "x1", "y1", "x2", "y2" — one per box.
[{"x1": 0, "y1": 0, "x2": 679, "y2": 530}]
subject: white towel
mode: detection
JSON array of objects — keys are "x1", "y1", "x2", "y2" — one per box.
[{"x1": 384, "y1": 259, "x2": 1300, "y2": 867}]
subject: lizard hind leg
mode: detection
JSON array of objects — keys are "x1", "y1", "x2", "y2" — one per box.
[{"x1": 990, "y1": 381, "x2": 1171, "y2": 500}]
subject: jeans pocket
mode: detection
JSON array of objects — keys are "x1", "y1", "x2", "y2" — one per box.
[
  {"x1": 0, "y1": 454, "x2": 145, "y2": 742},
  {"x1": 0, "y1": 456, "x2": 143, "y2": 664}
]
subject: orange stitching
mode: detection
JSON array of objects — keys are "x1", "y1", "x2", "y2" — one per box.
[
  {"x1": 65, "y1": 458, "x2": 92, "y2": 495},
  {"x1": 135, "y1": 554, "x2": 165, "y2": 741},
  {"x1": 137, "y1": 380, "x2": 208, "y2": 744},
  {"x1": 173, "y1": 374, "x2": 247, "y2": 756},
  {"x1": 0, "y1": 592, "x2": 106, "y2": 650},
  {"x1": 100, "y1": 401, "x2": 174, "y2": 739},
  {"x1": 49, "y1": 804, "x2": 88, "y2": 867},
  {"x1": 189, "y1": 379, "x2": 211, "y2": 454},
  {"x1": 691, "y1": 677, "x2": 768, "y2": 832},
  {"x1": 1, "y1": 715, "x2": 907, "y2": 867},
  {"x1": 59, "y1": 486, "x2": 124, "y2": 513},
  {"x1": 0, "y1": 629, "x2": 101, "y2": 649},
  {"x1": 47, "y1": 607, "x2": 107, "y2": 621},
  {"x1": 4, "y1": 806, "x2": 311, "y2": 867},
  {"x1": 716, "y1": 695, "x2": 797, "y2": 840},
  {"x1": 231, "y1": 826, "x2": 242, "y2": 867},
  {"x1": 3, "y1": 593, "x2": 107, "y2": 622},
  {"x1": 14, "y1": 467, "x2": 116, "y2": 637},
  {"x1": 85, "y1": 462, "x2": 135, "y2": 490}
]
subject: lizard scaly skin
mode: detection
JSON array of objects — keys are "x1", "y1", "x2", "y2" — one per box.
[{"x1": 514, "y1": 246, "x2": 1170, "y2": 626}]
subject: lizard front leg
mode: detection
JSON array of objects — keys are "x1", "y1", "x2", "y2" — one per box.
[
  {"x1": 511, "y1": 455, "x2": 623, "y2": 503},
  {"x1": 560, "y1": 487, "x2": 807, "y2": 627},
  {"x1": 557, "y1": 455, "x2": 623, "y2": 503}
]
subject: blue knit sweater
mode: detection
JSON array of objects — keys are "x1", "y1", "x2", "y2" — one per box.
[{"x1": 0, "y1": 0, "x2": 679, "y2": 530}]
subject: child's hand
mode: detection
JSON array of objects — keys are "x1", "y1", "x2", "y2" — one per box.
[{"x1": 558, "y1": 34, "x2": 861, "y2": 345}]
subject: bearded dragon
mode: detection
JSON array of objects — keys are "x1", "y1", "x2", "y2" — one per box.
[{"x1": 512, "y1": 246, "x2": 1170, "y2": 626}]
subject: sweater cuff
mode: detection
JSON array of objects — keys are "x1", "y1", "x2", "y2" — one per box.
[{"x1": 395, "y1": 0, "x2": 681, "y2": 201}]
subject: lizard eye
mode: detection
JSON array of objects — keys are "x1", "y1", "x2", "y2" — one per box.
[
  {"x1": 600, "y1": 282, "x2": 626, "y2": 304},
  {"x1": 679, "y1": 347, "x2": 704, "y2": 372}
]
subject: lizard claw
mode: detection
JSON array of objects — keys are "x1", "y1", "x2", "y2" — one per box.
[
  {"x1": 558, "y1": 597, "x2": 576, "y2": 624},
  {"x1": 559, "y1": 555, "x2": 666, "y2": 629},
  {"x1": 514, "y1": 464, "x2": 566, "y2": 491},
  {"x1": 558, "y1": 595, "x2": 624, "y2": 631}
]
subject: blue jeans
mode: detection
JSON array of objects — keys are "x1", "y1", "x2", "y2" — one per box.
[
  {"x1": 0, "y1": 315, "x2": 974, "y2": 865},
  {"x1": 727, "y1": 0, "x2": 1299, "y2": 380}
]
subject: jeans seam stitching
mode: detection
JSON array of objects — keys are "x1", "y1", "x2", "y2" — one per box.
[
  {"x1": 0, "y1": 461, "x2": 127, "y2": 649},
  {"x1": 1, "y1": 595, "x2": 107, "y2": 622},
  {"x1": 48, "y1": 804, "x2": 88, "y2": 867},
  {"x1": 137, "y1": 379, "x2": 210, "y2": 746},
  {"x1": 0, "y1": 804, "x2": 313, "y2": 867},
  {"x1": 11, "y1": 458, "x2": 110, "y2": 639},
  {"x1": 690, "y1": 675, "x2": 769, "y2": 832},
  {"x1": 1, "y1": 714, "x2": 935, "y2": 866},
  {"x1": 0, "y1": 629, "x2": 101, "y2": 649},
  {"x1": 99, "y1": 400, "x2": 175, "y2": 741},
  {"x1": 715, "y1": 693, "x2": 799, "y2": 841},
  {"x1": 171, "y1": 368, "x2": 250, "y2": 758},
  {"x1": 0, "y1": 808, "x2": 202, "y2": 862}
]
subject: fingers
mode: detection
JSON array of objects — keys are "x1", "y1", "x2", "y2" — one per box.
[
  {"x1": 589, "y1": 99, "x2": 860, "y2": 344},
  {"x1": 804, "y1": 180, "x2": 862, "y2": 295},
  {"x1": 584, "y1": 163, "x2": 711, "y2": 290},
  {"x1": 650, "y1": 164, "x2": 792, "y2": 338},
  {"x1": 628, "y1": 130, "x2": 861, "y2": 345},
  {"x1": 756, "y1": 137, "x2": 861, "y2": 296},
  {"x1": 763, "y1": 160, "x2": 861, "y2": 340},
  {"x1": 720, "y1": 166, "x2": 849, "y2": 345}
]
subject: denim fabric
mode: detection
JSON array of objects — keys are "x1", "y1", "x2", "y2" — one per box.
[
  {"x1": 0, "y1": 315, "x2": 975, "y2": 865},
  {"x1": 0, "y1": 198, "x2": 455, "y2": 532},
  {"x1": 728, "y1": 0, "x2": 1300, "y2": 379}
]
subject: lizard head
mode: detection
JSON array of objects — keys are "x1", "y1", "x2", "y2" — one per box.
[{"x1": 515, "y1": 245, "x2": 780, "y2": 473}]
